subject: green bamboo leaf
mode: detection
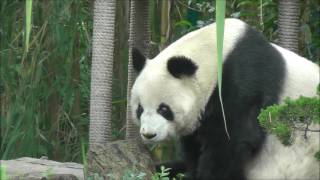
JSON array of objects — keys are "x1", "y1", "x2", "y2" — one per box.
[
  {"x1": 216, "y1": 0, "x2": 230, "y2": 139},
  {"x1": 0, "y1": 165, "x2": 7, "y2": 180},
  {"x1": 25, "y1": 0, "x2": 33, "y2": 53}
]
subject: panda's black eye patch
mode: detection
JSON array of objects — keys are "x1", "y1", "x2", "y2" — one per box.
[
  {"x1": 136, "y1": 104, "x2": 144, "y2": 119},
  {"x1": 157, "y1": 103, "x2": 174, "y2": 121}
]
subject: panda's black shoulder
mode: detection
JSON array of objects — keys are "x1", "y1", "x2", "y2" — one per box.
[
  {"x1": 201, "y1": 25, "x2": 286, "y2": 140},
  {"x1": 191, "y1": 24, "x2": 286, "y2": 178},
  {"x1": 222, "y1": 25, "x2": 286, "y2": 106}
]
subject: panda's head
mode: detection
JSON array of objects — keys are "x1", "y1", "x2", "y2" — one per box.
[{"x1": 130, "y1": 48, "x2": 204, "y2": 142}]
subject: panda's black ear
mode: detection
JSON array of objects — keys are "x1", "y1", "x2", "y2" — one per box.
[
  {"x1": 132, "y1": 47, "x2": 146, "y2": 73},
  {"x1": 167, "y1": 56, "x2": 198, "y2": 78}
]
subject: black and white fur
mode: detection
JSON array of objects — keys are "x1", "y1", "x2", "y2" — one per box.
[{"x1": 130, "y1": 18, "x2": 320, "y2": 180}]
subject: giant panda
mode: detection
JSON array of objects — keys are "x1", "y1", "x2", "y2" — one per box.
[{"x1": 130, "y1": 18, "x2": 320, "y2": 180}]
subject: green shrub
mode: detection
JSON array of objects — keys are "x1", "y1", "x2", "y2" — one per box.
[
  {"x1": 258, "y1": 91, "x2": 320, "y2": 162},
  {"x1": 258, "y1": 96, "x2": 320, "y2": 145},
  {"x1": 151, "y1": 166, "x2": 185, "y2": 180}
]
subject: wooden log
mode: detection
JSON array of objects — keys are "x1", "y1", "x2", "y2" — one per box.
[{"x1": 0, "y1": 157, "x2": 84, "y2": 180}]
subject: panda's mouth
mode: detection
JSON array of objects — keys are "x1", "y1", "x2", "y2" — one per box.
[
  {"x1": 139, "y1": 127, "x2": 172, "y2": 143},
  {"x1": 141, "y1": 133, "x2": 157, "y2": 141},
  {"x1": 140, "y1": 133, "x2": 168, "y2": 142},
  {"x1": 139, "y1": 116, "x2": 174, "y2": 142},
  {"x1": 141, "y1": 135, "x2": 161, "y2": 143},
  {"x1": 140, "y1": 135, "x2": 173, "y2": 144}
]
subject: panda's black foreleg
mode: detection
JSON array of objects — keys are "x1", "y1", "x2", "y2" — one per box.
[
  {"x1": 155, "y1": 134, "x2": 201, "y2": 179},
  {"x1": 195, "y1": 142, "x2": 251, "y2": 180}
]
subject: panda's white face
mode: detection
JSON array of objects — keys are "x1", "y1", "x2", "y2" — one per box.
[{"x1": 130, "y1": 58, "x2": 201, "y2": 142}]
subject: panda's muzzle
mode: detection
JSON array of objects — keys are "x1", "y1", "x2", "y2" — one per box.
[{"x1": 142, "y1": 133, "x2": 156, "y2": 139}]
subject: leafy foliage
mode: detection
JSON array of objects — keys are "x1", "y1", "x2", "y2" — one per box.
[
  {"x1": 315, "y1": 150, "x2": 320, "y2": 161},
  {"x1": 151, "y1": 166, "x2": 171, "y2": 180},
  {"x1": 151, "y1": 166, "x2": 185, "y2": 180},
  {"x1": 88, "y1": 166, "x2": 184, "y2": 180},
  {"x1": 86, "y1": 173, "x2": 104, "y2": 180},
  {"x1": 258, "y1": 96, "x2": 320, "y2": 145},
  {"x1": 0, "y1": 0, "x2": 93, "y2": 162},
  {"x1": 105, "y1": 169, "x2": 147, "y2": 180}
]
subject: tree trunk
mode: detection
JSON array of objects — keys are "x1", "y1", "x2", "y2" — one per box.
[
  {"x1": 89, "y1": 0, "x2": 116, "y2": 147},
  {"x1": 113, "y1": 0, "x2": 129, "y2": 134},
  {"x1": 126, "y1": 0, "x2": 150, "y2": 139},
  {"x1": 278, "y1": 0, "x2": 300, "y2": 53},
  {"x1": 160, "y1": 0, "x2": 171, "y2": 50}
]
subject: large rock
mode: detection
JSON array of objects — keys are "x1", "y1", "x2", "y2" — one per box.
[
  {"x1": 87, "y1": 140, "x2": 155, "y2": 179},
  {"x1": 0, "y1": 157, "x2": 84, "y2": 180}
]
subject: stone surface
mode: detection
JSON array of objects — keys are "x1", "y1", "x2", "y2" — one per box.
[
  {"x1": 0, "y1": 157, "x2": 84, "y2": 180},
  {"x1": 88, "y1": 140, "x2": 155, "y2": 179}
]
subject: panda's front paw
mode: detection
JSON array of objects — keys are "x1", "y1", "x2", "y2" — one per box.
[
  {"x1": 181, "y1": 171, "x2": 196, "y2": 180},
  {"x1": 195, "y1": 170, "x2": 214, "y2": 180}
]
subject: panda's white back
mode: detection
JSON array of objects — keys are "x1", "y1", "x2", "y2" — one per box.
[
  {"x1": 272, "y1": 44, "x2": 319, "y2": 101},
  {"x1": 246, "y1": 123, "x2": 320, "y2": 180}
]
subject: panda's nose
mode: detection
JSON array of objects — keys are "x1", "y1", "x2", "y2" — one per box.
[{"x1": 142, "y1": 133, "x2": 156, "y2": 139}]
